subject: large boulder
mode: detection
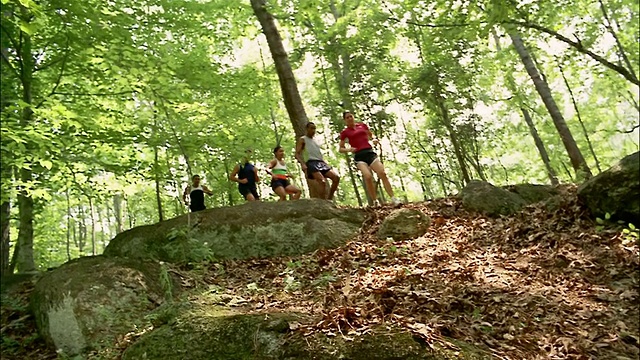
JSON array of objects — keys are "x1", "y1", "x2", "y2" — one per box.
[
  {"x1": 122, "y1": 307, "x2": 487, "y2": 360},
  {"x1": 377, "y1": 208, "x2": 431, "y2": 240},
  {"x1": 104, "y1": 199, "x2": 366, "y2": 264},
  {"x1": 460, "y1": 181, "x2": 527, "y2": 217},
  {"x1": 30, "y1": 256, "x2": 176, "y2": 357},
  {"x1": 578, "y1": 151, "x2": 640, "y2": 224},
  {"x1": 505, "y1": 184, "x2": 559, "y2": 204}
]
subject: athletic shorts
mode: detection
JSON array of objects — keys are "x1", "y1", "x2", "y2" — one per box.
[
  {"x1": 270, "y1": 178, "x2": 290, "y2": 189},
  {"x1": 238, "y1": 185, "x2": 259, "y2": 200},
  {"x1": 189, "y1": 204, "x2": 206, "y2": 212},
  {"x1": 354, "y1": 148, "x2": 378, "y2": 166},
  {"x1": 306, "y1": 160, "x2": 332, "y2": 179}
]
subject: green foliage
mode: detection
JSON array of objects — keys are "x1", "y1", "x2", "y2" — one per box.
[{"x1": 162, "y1": 227, "x2": 214, "y2": 265}]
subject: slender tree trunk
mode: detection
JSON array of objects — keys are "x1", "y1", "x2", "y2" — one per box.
[
  {"x1": 0, "y1": 200, "x2": 10, "y2": 276},
  {"x1": 557, "y1": 62, "x2": 602, "y2": 173},
  {"x1": 389, "y1": 142, "x2": 409, "y2": 203},
  {"x1": 521, "y1": 108, "x2": 560, "y2": 185},
  {"x1": 509, "y1": 32, "x2": 592, "y2": 180},
  {"x1": 432, "y1": 91, "x2": 471, "y2": 185},
  {"x1": 15, "y1": 5, "x2": 35, "y2": 273},
  {"x1": 97, "y1": 204, "x2": 105, "y2": 253},
  {"x1": 154, "y1": 145, "x2": 164, "y2": 221},
  {"x1": 113, "y1": 194, "x2": 123, "y2": 234},
  {"x1": 89, "y1": 196, "x2": 96, "y2": 256},
  {"x1": 78, "y1": 205, "x2": 85, "y2": 254},
  {"x1": 65, "y1": 190, "x2": 71, "y2": 261},
  {"x1": 493, "y1": 30, "x2": 559, "y2": 185},
  {"x1": 598, "y1": 0, "x2": 637, "y2": 83}
]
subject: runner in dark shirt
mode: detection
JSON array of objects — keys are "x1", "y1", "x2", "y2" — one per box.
[
  {"x1": 182, "y1": 175, "x2": 214, "y2": 212},
  {"x1": 229, "y1": 149, "x2": 260, "y2": 201}
]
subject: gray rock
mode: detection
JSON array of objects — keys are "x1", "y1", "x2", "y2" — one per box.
[
  {"x1": 506, "y1": 184, "x2": 559, "y2": 204},
  {"x1": 122, "y1": 309, "x2": 488, "y2": 360},
  {"x1": 461, "y1": 181, "x2": 527, "y2": 217},
  {"x1": 30, "y1": 256, "x2": 175, "y2": 356},
  {"x1": 578, "y1": 151, "x2": 639, "y2": 224},
  {"x1": 377, "y1": 208, "x2": 431, "y2": 240},
  {"x1": 104, "y1": 199, "x2": 366, "y2": 264}
]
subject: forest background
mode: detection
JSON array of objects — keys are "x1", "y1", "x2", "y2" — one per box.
[{"x1": 0, "y1": 0, "x2": 638, "y2": 274}]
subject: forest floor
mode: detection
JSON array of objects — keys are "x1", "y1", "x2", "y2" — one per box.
[{"x1": 1, "y1": 185, "x2": 638, "y2": 359}]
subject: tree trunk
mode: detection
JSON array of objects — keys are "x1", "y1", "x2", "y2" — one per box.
[
  {"x1": 493, "y1": 30, "x2": 559, "y2": 185},
  {"x1": 521, "y1": 108, "x2": 560, "y2": 185},
  {"x1": 509, "y1": 32, "x2": 592, "y2": 180},
  {"x1": 15, "y1": 5, "x2": 36, "y2": 273},
  {"x1": 0, "y1": 200, "x2": 10, "y2": 276},
  {"x1": 113, "y1": 194, "x2": 123, "y2": 234},
  {"x1": 557, "y1": 62, "x2": 602, "y2": 173},
  {"x1": 432, "y1": 91, "x2": 471, "y2": 185},
  {"x1": 250, "y1": 0, "x2": 308, "y2": 137},
  {"x1": 78, "y1": 204, "x2": 86, "y2": 254},
  {"x1": 154, "y1": 145, "x2": 164, "y2": 221},
  {"x1": 89, "y1": 196, "x2": 96, "y2": 256},
  {"x1": 97, "y1": 203, "x2": 105, "y2": 253},
  {"x1": 66, "y1": 190, "x2": 71, "y2": 262}
]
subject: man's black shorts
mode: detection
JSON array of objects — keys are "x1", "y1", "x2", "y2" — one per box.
[
  {"x1": 354, "y1": 148, "x2": 378, "y2": 166},
  {"x1": 306, "y1": 160, "x2": 332, "y2": 179},
  {"x1": 238, "y1": 185, "x2": 259, "y2": 200},
  {"x1": 189, "y1": 204, "x2": 206, "y2": 212},
  {"x1": 270, "y1": 178, "x2": 290, "y2": 189}
]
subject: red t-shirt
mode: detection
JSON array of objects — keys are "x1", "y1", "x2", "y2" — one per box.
[{"x1": 340, "y1": 123, "x2": 372, "y2": 152}]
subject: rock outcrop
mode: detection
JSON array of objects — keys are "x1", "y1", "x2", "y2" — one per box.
[
  {"x1": 104, "y1": 199, "x2": 365, "y2": 264},
  {"x1": 122, "y1": 306, "x2": 487, "y2": 360},
  {"x1": 506, "y1": 183, "x2": 558, "y2": 204},
  {"x1": 30, "y1": 256, "x2": 176, "y2": 356},
  {"x1": 460, "y1": 181, "x2": 527, "y2": 217},
  {"x1": 578, "y1": 151, "x2": 640, "y2": 224},
  {"x1": 377, "y1": 208, "x2": 431, "y2": 240}
]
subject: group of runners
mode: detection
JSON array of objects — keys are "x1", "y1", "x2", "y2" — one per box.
[{"x1": 183, "y1": 111, "x2": 401, "y2": 212}]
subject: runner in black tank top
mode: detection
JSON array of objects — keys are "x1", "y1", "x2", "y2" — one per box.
[
  {"x1": 182, "y1": 175, "x2": 214, "y2": 212},
  {"x1": 229, "y1": 149, "x2": 260, "y2": 201}
]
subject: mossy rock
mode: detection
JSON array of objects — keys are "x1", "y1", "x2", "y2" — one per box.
[
  {"x1": 104, "y1": 199, "x2": 366, "y2": 264},
  {"x1": 578, "y1": 151, "x2": 640, "y2": 225},
  {"x1": 377, "y1": 208, "x2": 431, "y2": 241},
  {"x1": 30, "y1": 256, "x2": 178, "y2": 357},
  {"x1": 461, "y1": 181, "x2": 527, "y2": 217},
  {"x1": 505, "y1": 184, "x2": 559, "y2": 205},
  {"x1": 123, "y1": 308, "x2": 488, "y2": 360}
]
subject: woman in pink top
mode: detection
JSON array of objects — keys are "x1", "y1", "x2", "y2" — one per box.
[{"x1": 339, "y1": 111, "x2": 401, "y2": 206}]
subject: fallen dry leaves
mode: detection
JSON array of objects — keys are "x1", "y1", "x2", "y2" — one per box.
[{"x1": 198, "y1": 185, "x2": 639, "y2": 359}]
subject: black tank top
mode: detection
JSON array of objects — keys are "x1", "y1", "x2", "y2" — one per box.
[
  {"x1": 238, "y1": 162, "x2": 256, "y2": 187},
  {"x1": 189, "y1": 185, "x2": 205, "y2": 210}
]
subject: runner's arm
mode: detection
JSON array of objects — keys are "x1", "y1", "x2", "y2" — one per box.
[
  {"x1": 295, "y1": 137, "x2": 307, "y2": 170},
  {"x1": 253, "y1": 167, "x2": 260, "y2": 182},
  {"x1": 266, "y1": 159, "x2": 277, "y2": 178},
  {"x1": 202, "y1": 185, "x2": 214, "y2": 195},
  {"x1": 229, "y1": 165, "x2": 244, "y2": 183},
  {"x1": 339, "y1": 138, "x2": 355, "y2": 153},
  {"x1": 182, "y1": 186, "x2": 190, "y2": 204}
]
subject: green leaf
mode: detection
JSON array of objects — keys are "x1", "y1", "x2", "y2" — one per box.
[
  {"x1": 605, "y1": 212, "x2": 611, "y2": 220},
  {"x1": 629, "y1": 223, "x2": 636, "y2": 231},
  {"x1": 39, "y1": 159, "x2": 52, "y2": 170}
]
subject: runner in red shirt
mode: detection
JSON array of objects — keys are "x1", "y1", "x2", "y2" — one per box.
[{"x1": 339, "y1": 111, "x2": 401, "y2": 206}]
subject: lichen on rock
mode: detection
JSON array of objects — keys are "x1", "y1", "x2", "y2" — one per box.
[
  {"x1": 377, "y1": 208, "x2": 431, "y2": 240},
  {"x1": 30, "y1": 256, "x2": 177, "y2": 357}
]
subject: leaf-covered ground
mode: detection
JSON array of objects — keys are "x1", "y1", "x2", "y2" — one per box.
[
  {"x1": 2, "y1": 186, "x2": 638, "y2": 359},
  {"x1": 181, "y1": 185, "x2": 638, "y2": 359}
]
